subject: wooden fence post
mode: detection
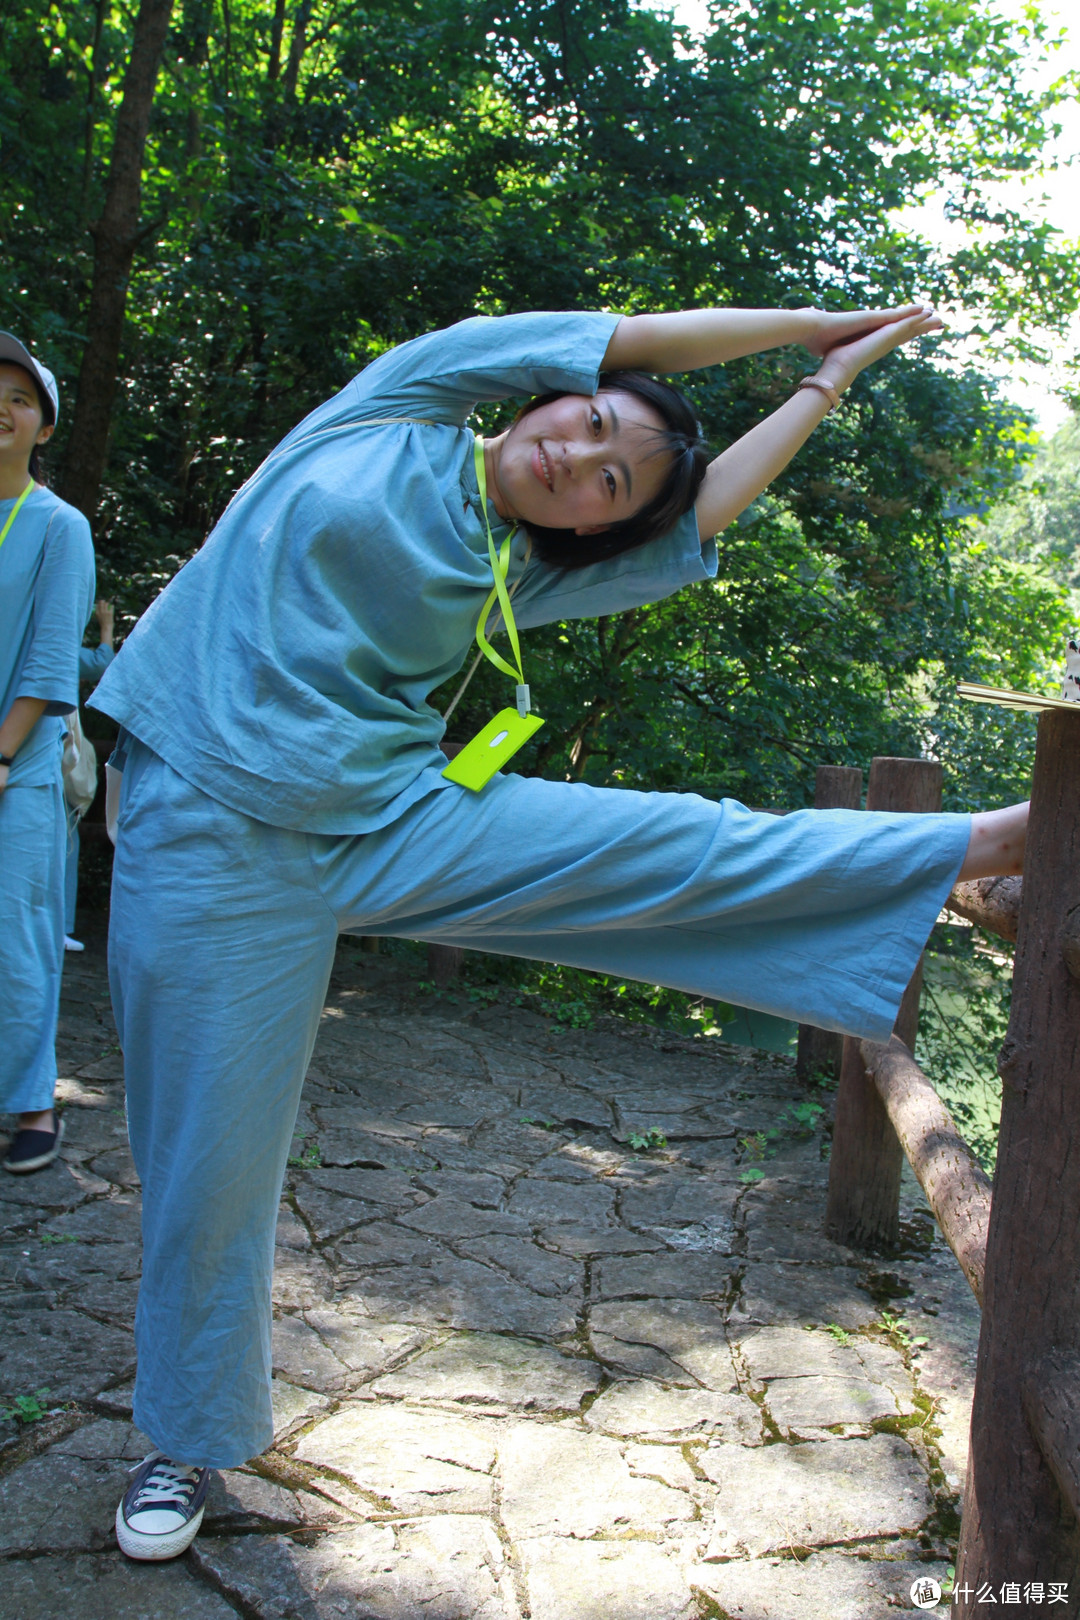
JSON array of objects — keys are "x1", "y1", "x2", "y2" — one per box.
[
  {"x1": 428, "y1": 943, "x2": 465, "y2": 988},
  {"x1": 824, "y1": 757, "x2": 942, "y2": 1249},
  {"x1": 955, "y1": 710, "x2": 1080, "y2": 1607},
  {"x1": 796, "y1": 765, "x2": 864, "y2": 1086}
]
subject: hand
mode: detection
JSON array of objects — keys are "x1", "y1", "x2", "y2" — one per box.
[
  {"x1": 815, "y1": 307, "x2": 944, "y2": 394},
  {"x1": 802, "y1": 304, "x2": 932, "y2": 359},
  {"x1": 95, "y1": 598, "x2": 115, "y2": 646}
]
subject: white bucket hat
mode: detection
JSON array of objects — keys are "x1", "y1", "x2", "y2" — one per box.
[{"x1": 0, "y1": 331, "x2": 59, "y2": 425}]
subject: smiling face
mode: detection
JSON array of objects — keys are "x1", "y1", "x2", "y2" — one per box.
[
  {"x1": 0, "y1": 362, "x2": 51, "y2": 478},
  {"x1": 486, "y1": 389, "x2": 672, "y2": 534}
]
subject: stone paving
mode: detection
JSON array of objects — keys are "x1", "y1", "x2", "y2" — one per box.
[{"x1": 0, "y1": 929, "x2": 982, "y2": 1619}]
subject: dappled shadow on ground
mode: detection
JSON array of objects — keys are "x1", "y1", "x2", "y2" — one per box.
[{"x1": 0, "y1": 935, "x2": 977, "y2": 1618}]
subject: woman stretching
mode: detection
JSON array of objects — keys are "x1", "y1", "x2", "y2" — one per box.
[{"x1": 90, "y1": 303, "x2": 1026, "y2": 1560}]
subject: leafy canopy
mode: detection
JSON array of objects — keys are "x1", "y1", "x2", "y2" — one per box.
[{"x1": 1, "y1": 0, "x2": 1075, "y2": 803}]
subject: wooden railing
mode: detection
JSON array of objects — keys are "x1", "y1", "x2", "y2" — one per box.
[
  {"x1": 817, "y1": 718, "x2": 1080, "y2": 1612},
  {"x1": 854, "y1": 1033, "x2": 992, "y2": 1302}
]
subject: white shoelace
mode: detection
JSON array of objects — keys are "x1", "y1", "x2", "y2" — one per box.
[{"x1": 128, "y1": 1454, "x2": 202, "y2": 1508}]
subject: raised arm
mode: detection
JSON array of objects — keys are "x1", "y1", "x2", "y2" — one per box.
[
  {"x1": 690, "y1": 306, "x2": 942, "y2": 543},
  {"x1": 602, "y1": 303, "x2": 932, "y2": 374}
]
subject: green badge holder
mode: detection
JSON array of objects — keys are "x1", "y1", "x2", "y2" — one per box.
[
  {"x1": 441, "y1": 437, "x2": 545, "y2": 791},
  {"x1": 442, "y1": 708, "x2": 546, "y2": 790}
]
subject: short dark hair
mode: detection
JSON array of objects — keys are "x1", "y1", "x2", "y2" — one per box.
[{"x1": 513, "y1": 371, "x2": 709, "y2": 569}]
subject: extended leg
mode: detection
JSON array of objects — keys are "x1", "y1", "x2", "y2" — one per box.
[{"x1": 315, "y1": 776, "x2": 973, "y2": 1043}]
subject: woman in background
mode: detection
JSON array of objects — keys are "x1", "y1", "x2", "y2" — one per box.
[{"x1": 0, "y1": 332, "x2": 95, "y2": 1174}]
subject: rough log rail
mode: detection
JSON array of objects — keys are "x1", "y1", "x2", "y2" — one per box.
[
  {"x1": 815, "y1": 721, "x2": 1080, "y2": 1609},
  {"x1": 947, "y1": 875, "x2": 1022, "y2": 942},
  {"x1": 947, "y1": 874, "x2": 1080, "y2": 985},
  {"x1": 858, "y1": 1035, "x2": 992, "y2": 1305}
]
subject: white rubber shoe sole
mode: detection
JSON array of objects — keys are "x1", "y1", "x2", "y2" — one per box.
[{"x1": 115, "y1": 1498, "x2": 206, "y2": 1561}]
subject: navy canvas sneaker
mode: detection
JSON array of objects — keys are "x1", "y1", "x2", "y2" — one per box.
[
  {"x1": 2, "y1": 1114, "x2": 65, "y2": 1175},
  {"x1": 115, "y1": 1450, "x2": 212, "y2": 1560}
]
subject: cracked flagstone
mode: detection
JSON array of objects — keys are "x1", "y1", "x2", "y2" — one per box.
[{"x1": 0, "y1": 937, "x2": 973, "y2": 1619}]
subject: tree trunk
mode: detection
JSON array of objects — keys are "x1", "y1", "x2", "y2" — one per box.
[
  {"x1": 267, "y1": 0, "x2": 287, "y2": 80},
  {"x1": 282, "y1": 0, "x2": 314, "y2": 102},
  {"x1": 1023, "y1": 1352, "x2": 1080, "y2": 1529},
  {"x1": 80, "y1": 0, "x2": 108, "y2": 227},
  {"x1": 825, "y1": 757, "x2": 942, "y2": 1249},
  {"x1": 796, "y1": 765, "x2": 863, "y2": 1085},
  {"x1": 955, "y1": 710, "x2": 1080, "y2": 1611},
  {"x1": 60, "y1": 0, "x2": 175, "y2": 523}
]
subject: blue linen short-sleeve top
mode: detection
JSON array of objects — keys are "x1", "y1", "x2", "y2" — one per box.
[
  {"x1": 90, "y1": 312, "x2": 717, "y2": 834},
  {"x1": 0, "y1": 486, "x2": 96, "y2": 786}
]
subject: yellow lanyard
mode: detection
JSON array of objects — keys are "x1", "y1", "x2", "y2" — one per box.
[
  {"x1": 439, "y1": 436, "x2": 544, "y2": 792},
  {"x1": 471, "y1": 436, "x2": 532, "y2": 716},
  {"x1": 0, "y1": 481, "x2": 34, "y2": 552}
]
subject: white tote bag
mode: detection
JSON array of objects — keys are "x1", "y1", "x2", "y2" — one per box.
[{"x1": 62, "y1": 708, "x2": 98, "y2": 817}]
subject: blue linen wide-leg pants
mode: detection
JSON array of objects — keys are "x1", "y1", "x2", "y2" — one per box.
[
  {"x1": 64, "y1": 820, "x2": 80, "y2": 937},
  {"x1": 109, "y1": 739, "x2": 970, "y2": 1466},
  {"x1": 0, "y1": 777, "x2": 66, "y2": 1115}
]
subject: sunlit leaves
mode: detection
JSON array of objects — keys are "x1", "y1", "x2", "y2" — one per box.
[{"x1": 0, "y1": 0, "x2": 1073, "y2": 800}]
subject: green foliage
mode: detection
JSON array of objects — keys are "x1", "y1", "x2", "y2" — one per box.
[
  {"x1": 627, "y1": 1127, "x2": 668, "y2": 1153},
  {"x1": 2, "y1": 0, "x2": 1072, "y2": 813},
  {"x1": 736, "y1": 1101, "x2": 825, "y2": 1170},
  {"x1": 0, "y1": 1388, "x2": 51, "y2": 1425},
  {"x1": 287, "y1": 1139, "x2": 322, "y2": 1168},
  {"x1": 400, "y1": 937, "x2": 734, "y2": 1037},
  {"x1": 975, "y1": 412, "x2": 1080, "y2": 598},
  {"x1": 3, "y1": 2, "x2": 1074, "y2": 633},
  {"x1": 38, "y1": 1232, "x2": 79, "y2": 1246},
  {"x1": 739, "y1": 1131, "x2": 769, "y2": 1162},
  {"x1": 785, "y1": 1101, "x2": 825, "y2": 1135},
  {"x1": 877, "y1": 1310, "x2": 929, "y2": 1353},
  {"x1": 917, "y1": 921, "x2": 1011, "y2": 1173}
]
